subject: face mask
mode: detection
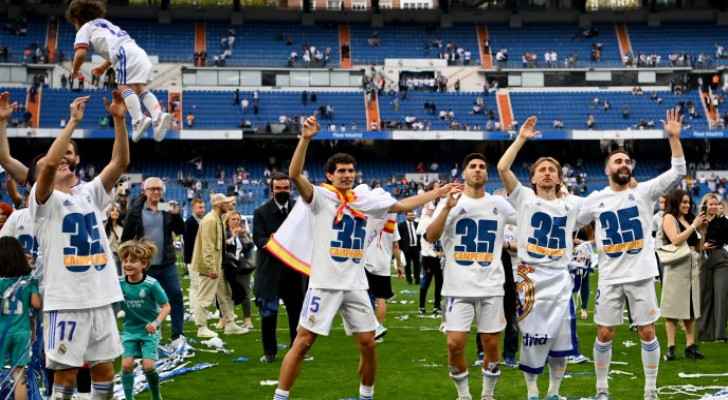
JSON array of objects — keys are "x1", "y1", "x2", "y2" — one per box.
[{"x1": 274, "y1": 191, "x2": 290, "y2": 204}]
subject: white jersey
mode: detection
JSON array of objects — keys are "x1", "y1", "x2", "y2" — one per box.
[
  {"x1": 435, "y1": 193, "x2": 516, "y2": 297},
  {"x1": 30, "y1": 177, "x2": 123, "y2": 311},
  {"x1": 0, "y1": 208, "x2": 37, "y2": 259},
  {"x1": 576, "y1": 157, "x2": 686, "y2": 285},
  {"x1": 509, "y1": 184, "x2": 584, "y2": 270},
  {"x1": 364, "y1": 213, "x2": 400, "y2": 277},
  {"x1": 307, "y1": 186, "x2": 390, "y2": 290},
  {"x1": 74, "y1": 18, "x2": 134, "y2": 63}
]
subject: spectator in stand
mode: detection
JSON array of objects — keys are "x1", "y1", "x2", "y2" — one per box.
[
  {"x1": 186, "y1": 112, "x2": 195, "y2": 128},
  {"x1": 241, "y1": 98, "x2": 249, "y2": 114},
  {"x1": 586, "y1": 114, "x2": 595, "y2": 129},
  {"x1": 122, "y1": 177, "x2": 186, "y2": 343},
  {"x1": 622, "y1": 106, "x2": 631, "y2": 119},
  {"x1": 553, "y1": 119, "x2": 564, "y2": 129},
  {"x1": 105, "y1": 203, "x2": 124, "y2": 275},
  {"x1": 61, "y1": 74, "x2": 68, "y2": 89},
  {"x1": 698, "y1": 193, "x2": 728, "y2": 342},
  {"x1": 78, "y1": 74, "x2": 85, "y2": 90}
]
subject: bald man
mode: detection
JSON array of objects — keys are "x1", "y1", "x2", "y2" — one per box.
[{"x1": 122, "y1": 176, "x2": 186, "y2": 342}]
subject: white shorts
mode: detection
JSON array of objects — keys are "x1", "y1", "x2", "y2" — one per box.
[
  {"x1": 298, "y1": 288, "x2": 377, "y2": 336},
  {"x1": 44, "y1": 305, "x2": 122, "y2": 369},
  {"x1": 594, "y1": 278, "x2": 661, "y2": 327},
  {"x1": 444, "y1": 296, "x2": 506, "y2": 333},
  {"x1": 519, "y1": 300, "x2": 579, "y2": 374},
  {"x1": 115, "y1": 43, "x2": 153, "y2": 85}
]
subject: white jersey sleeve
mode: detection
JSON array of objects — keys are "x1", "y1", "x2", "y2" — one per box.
[
  {"x1": 74, "y1": 22, "x2": 93, "y2": 50},
  {"x1": 0, "y1": 210, "x2": 19, "y2": 237},
  {"x1": 77, "y1": 177, "x2": 112, "y2": 212}
]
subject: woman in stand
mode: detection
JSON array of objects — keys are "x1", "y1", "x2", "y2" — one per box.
[
  {"x1": 659, "y1": 189, "x2": 707, "y2": 360},
  {"x1": 698, "y1": 193, "x2": 728, "y2": 342}
]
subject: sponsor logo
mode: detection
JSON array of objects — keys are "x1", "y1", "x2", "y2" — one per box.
[{"x1": 522, "y1": 333, "x2": 550, "y2": 347}]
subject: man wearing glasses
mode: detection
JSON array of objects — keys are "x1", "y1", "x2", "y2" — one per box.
[{"x1": 122, "y1": 177, "x2": 186, "y2": 345}]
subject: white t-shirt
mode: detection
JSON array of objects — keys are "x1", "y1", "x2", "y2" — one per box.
[
  {"x1": 74, "y1": 18, "x2": 133, "y2": 63},
  {"x1": 307, "y1": 186, "x2": 390, "y2": 290},
  {"x1": 364, "y1": 213, "x2": 400, "y2": 277},
  {"x1": 29, "y1": 177, "x2": 123, "y2": 311},
  {"x1": 509, "y1": 184, "x2": 584, "y2": 270},
  {"x1": 576, "y1": 157, "x2": 686, "y2": 285},
  {"x1": 435, "y1": 193, "x2": 516, "y2": 297},
  {"x1": 0, "y1": 208, "x2": 37, "y2": 259}
]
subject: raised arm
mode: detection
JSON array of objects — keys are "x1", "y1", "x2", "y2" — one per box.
[
  {"x1": 662, "y1": 213, "x2": 706, "y2": 247},
  {"x1": 390, "y1": 183, "x2": 462, "y2": 213},
  {"x1": 71, "y1": 47, "x2": 88, "y2": 79},
  {"x1": 35, "y1": 97, "x2": 89, "y2": 204},
  {"x1": 289, "y1": 116, "x2": 319, "y2": 203},
  {"x1": 0, "y1": 92, "x2": 29, "y2": 184},
  {"x1": 98, "y1": 91, "x2": 130, "y2": 193},
  {"x1": 642, "y1": 108, "x2": 687, "y2": 200},
  {"x1": 425, "y1": 187, "x2": 461, "y2": 243},
  {"x1": 6, "y1": 177, "x2": 22, "y2": 209},
  {"x1": 497, "y1": 115, "x2": 538, "y2": 194},
  {"x1": 664, "y1": 108, "x2": 685, "y2": 159}
]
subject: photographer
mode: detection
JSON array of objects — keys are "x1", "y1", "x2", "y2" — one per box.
[
  {"x1": 122, "y1": 177, "x2": 186, "y2": 343},
  {"x1": 698, "y1": 193, "x2": 728, "y2": 342}
]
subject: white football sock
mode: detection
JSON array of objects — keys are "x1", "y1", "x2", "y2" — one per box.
[
  {"x1": 594, "y1": 339, "x2": 612, "y2": 392},
  {"x1": 523, "y1": 371, "x2": 539, "y2": 398},
  {"x1": 547, "y1": 356, "x2": 567, "y2": 396},
  {"x1": 449, "y1": 370, "x2": 471, "y2": 399},
  {"x1": 641, "y1": 338, "x2": 660, "y2": 392},
  {"x1": 359, "y1": 384, "x2": 374, "y2": 400},
  {"x1": 140, "y1": 91, "x2": 162, "y2": 121},
  {"x1": 90, "y1": 380, "x2": 114, "y2": 400},
  {"x1": 122, "y1": 89, "x2": 144, "y2": 122},
  {"x1": 482, "y1": 363, "x2": 500, "y2": 398},
  {"x1": 273, "y1": 388, "x2": 289, "y2": 400}
]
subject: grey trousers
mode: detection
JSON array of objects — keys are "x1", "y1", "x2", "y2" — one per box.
[{"x1": 698, "y1": 249, "x2": 728, "y2": 341}]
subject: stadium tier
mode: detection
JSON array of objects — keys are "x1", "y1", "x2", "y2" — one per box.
[
  {"x1": 379, "y1": 91, "x2": 502, "y2": 130},
  {"x1": 487, "y1": 23, "x2": 622, "y2": 68},
  {"x1": 0, "y1": 17, "x2": 47, "y2": 63},
  {"x1": 628, "y1": 23, "x2": 728, "y2": 67}
]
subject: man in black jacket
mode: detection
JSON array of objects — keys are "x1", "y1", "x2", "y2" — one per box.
[
  {"x1": 122, "y1": 177, "x2": 186, "y2": 341},
  {"x1": 398, "y1": 210, "x2": 421, "y2": 284},
  {"x1": 184, "y1": 198, "x2": 206, "y2": 312},
  {"x1": 253, "y1": 173, "x2": 306, "y2": 363}
]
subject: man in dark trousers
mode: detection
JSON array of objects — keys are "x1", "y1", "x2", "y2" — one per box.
[
  {"x1": 184, "y1": 198, "x2": 206, "y2": 313},
  {"x1": 253, "y1": 173, "x2": 307, "y2": 363},
  {"x1": 398, "y1": 210, "x2": 421, "y2": 284},
  {"x1": 122, "y1": 177, "x2": 186, "y2": 343}
]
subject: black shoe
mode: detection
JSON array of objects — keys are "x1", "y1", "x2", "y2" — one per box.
[
  {"x1": 685, "y1": 344, "x2": 705, "y2": 360},
  {"x1": 664, "y1": 345, "x2": 676, "y2": 361},
  {"x1": 259, "y1": 354, "x2": 276, "y2": 363},
  {"x1": 418, "y1": 308, "x2": 426, "y2": 315},
  {"x1": 432, "y1": 308, "x2": 441, "y2": 316}
]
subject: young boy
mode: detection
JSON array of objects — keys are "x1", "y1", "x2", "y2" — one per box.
[
  {"x1": 66, "y1": 0, "x2": 172, "y2": 142},
  {"x1": 118, "y1": 239, "x2": 171, "y2": 400}
]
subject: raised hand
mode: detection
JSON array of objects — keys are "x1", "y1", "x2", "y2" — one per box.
[
  {"x1": 0, "y1": 92, "x2": 17, "y2": 122},
  {"x1": 69, "y1": 96, "x2": 90, "y2": 123},
  {"x1": 103, "y1": 90, "x2": 127, "y2": 119},
  {"x1": 301, "y1": 115, "x2": 320, "y2": 140},
  {"x1": 663, "y1": 107, "x2": 683, "y2": 139},
  {"x1": 518, "y1": 115, "x2": 540, "y2": 140},
  {"x1": 444, "y1": 185, "x2": 463, "y2": 209},
  {"x1": 436, "y1": 182, "x2": 464, "y2": 198}
]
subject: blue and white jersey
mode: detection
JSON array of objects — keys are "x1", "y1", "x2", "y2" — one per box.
[{"x1": 0, "y1": 208, "x2": 38, "y2": 260}]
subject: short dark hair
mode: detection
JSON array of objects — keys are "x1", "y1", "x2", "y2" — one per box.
[
  {"x1": 66, "y1": 0, "x2": 107, "y2": 26},
  {"x1": 0, "y1": 237, "x2": 31, "y2": 278},
  {"x1": 324, "y1": 153, "x2": 357, "y2": 175},
  {"x1": 461, "y1": 153, "x2": 487, "y2": 170},
  {"x1": 269, "y1": 172, "x2": 291, "y2": 190},
  {"x1": 69, "y1": 139, "x2": 80, "y2": 157},
  {"x1": 605, "y1": 148, "x2": 631, "y2": 166}
]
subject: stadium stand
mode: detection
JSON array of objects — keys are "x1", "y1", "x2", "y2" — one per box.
[
  {"x1": 379, "y1": 91, "x2": 501, "y2": 131},
  {"x1": 349, "y1": 24, "x2": 479, "y2": 65},
  {"x1": 205, "y1": 22, "x2": 339, "y2": 67},
  {"x1": 57, "y1": 18, "x2": 195, "y2": 63},
  {"x1": 0, "y1": 17, "x2": 48, "y2": 63},
  {"x1": 487, "y1": 23, "x2": 622, "y2": 68},
  {"x1": 628, "y1": 23, "x2": 728, "y2": 67},
  {"x1": 182, "y1": 90, "x2": 365, "y2": 130}
]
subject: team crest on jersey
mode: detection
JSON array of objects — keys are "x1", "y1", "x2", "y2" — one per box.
[
  {"x1": 493, "y1": 207, "x2": 498, "y2": 215},
  {"x1": 139, "y1": 289, "x2": 147, "y2": 298},
  {"x1": 515, "y1": 264, "x2": 536, "y2": 321},
  {"x1": 628, "y1": 194, "x2": 635, "y2": 201},
  {"x1": 63, "y1": 200, "x2": 73, "y2": 207},
  {"x1": 599, "y1": 202, "x2": 605, "y2": 208}
]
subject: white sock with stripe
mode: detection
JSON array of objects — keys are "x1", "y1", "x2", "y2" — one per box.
[
  {"x1": 273, "y1": 388, "x2": 289, "y2": 400},
  {"x1": 140, "y1": 91, "x2": 162, "y2": 121},
  {"x1": 91, "y1": 380, "x2": 114, "y2": 400},
  {"x1": 547, "y1": 356, "x2": 567, "y2": 397},
  {"x1": 641, "y1": 338, "x2": 660, "y2": 392},
  {"x1": 359, "y1": 384, "x2": 374, "y2": 400},
  {"x1": 448, "y1": 369, "x2": 471, "y2": 399},
  {"x1": 481, "y1": 363, "x2": 500, "y2": 399},
  {"x1": 122, "y1": 89, "x2": 144, "y2": 123},
  {"x1": 593, "y1": 339, "x2": 612, "y2": 393},
  {"x1": 52, "y1": 384, "x2": 74, "y2": 400}
]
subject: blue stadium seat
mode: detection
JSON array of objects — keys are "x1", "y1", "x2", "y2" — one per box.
[
  {"x1": 0, "y1": 17, "x2": 47, "y2": 63},
  {"x1": 628, "y1": 23, "x2": 728, "y2": 67},
  {"x1": 379, "y1": 91, "x2": 499, "y2": 131}
]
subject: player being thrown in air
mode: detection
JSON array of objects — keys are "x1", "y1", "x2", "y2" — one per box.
[{"x1": 67, "y1": 0, "x2": 172, "y2": 142}]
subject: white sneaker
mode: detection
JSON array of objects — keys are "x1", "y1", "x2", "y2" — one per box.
[
  {"x1": 197, "y1": 326, "x2": 218, "y2": 338},
  {"x1": 224, "y1": 323, "x2": 250, "y2": 335},
  {"x1": 131, "y1": 116, "x2": 152, "y2": 142},
  {"x1": 153, "y1": 112, "x2": 172, "y2": 142},
  {"x1": 242, "y1": 321, "x2": 254, "y2": 330},
  {"x1": 568, "y1": 354, "x2": 590, "y2": 364},
  {"x1": 375, "y1": 324, "x2": 388, "y2": 340},
  {"x1": 170, "y1": 335, "x2": 187, "y2": 350}
]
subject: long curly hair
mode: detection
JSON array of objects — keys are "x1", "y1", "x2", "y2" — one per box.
[{"x1": 66, "y1": 0, "x2": 107, "y2": 26}]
